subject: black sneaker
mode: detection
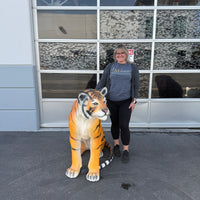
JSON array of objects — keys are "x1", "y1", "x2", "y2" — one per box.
[
  {"x1": 113, "y1": 145, "x2": 121, "y2": 157},
  {"x1": 121, "y1": 150, "x2": 129, "y2": 163}
]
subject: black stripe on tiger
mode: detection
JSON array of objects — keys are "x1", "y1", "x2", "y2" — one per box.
[
  {"x1": 83, "y1": 90, "x2": 102, "y2": 100},
  {"x1": 94, "y1": 133, "x2": 102, "y2": 139},
  {"x1": 70, "y1": 135, "x2": 81, "y2": 142},
  {"x1": 94, "y1": 121, "x2": 101, "y2": 132},
  {"x1": 101, "y1": 135, "x2": 105, "y2": 141},
  {"x1": 99, "y1": 141, "x2": 113, "y2": 170},
  {"x1": 94, "y1": 129, "x2": 103, "y2": 139},
  {"x1": 86, "y1": 107, "x2": 95, "y2": 116},
  {"x1": 81, "y1": 99, "x2": 89, "y2": 119},
  {"x1": 96, "y1": 142, "x2": 104, "y2": 150},
  {"x1": 104, "y1": 141, "x2": 113, "y2": 161},
  {"x1": 71, "y1": 147, "x2": 81, "y2": 151}
]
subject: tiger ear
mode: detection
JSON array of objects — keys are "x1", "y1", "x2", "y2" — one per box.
[
  {"x1": 100, "y1": 87, "x2": 107, "y2": 97},
  {"x1": 78, "y1": 92, "x2": 90, "y2": 119},
  {"x1": 78, "y1": 92, "x2": 88, "y2": 103}
]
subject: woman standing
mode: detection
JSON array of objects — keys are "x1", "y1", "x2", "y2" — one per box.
[{"x1": 96, "y1": 44, "x2": 139, "y2": 163}]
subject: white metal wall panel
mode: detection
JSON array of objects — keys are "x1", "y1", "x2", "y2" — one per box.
[
  {"x1": 0, "y1": 0, "x2": 40, "y2": 131},
  {"x1": 150, "y1": 101, "x2": 200, "y2": 127},
  {"x1": 0, "y1": 65, "x2": 40, "y2": 131},
  {"x1": 0, "y1": 0, "x2": 34, "y2": 64},
  {"x1": 130, "y1": 102, "x2": 149, "y2": 124},
  {"x1": 0, "y1": 110, "x2": 39, "y2": 131},
  {"x1": 0, "y1": 88, "x2": 37, "y2": 110},
  {"x1": 41, "y1": 100, "x2": 200, "y2": 128},
  {"x1": 42, "y1": 100, "x2": 150, "y2": 128},
  {"x1": 0, "y1": 66, "x2": 35, "y2": 87},
  {"x1": 41, "y1": 100, "x2": 73, "y2": 127}
]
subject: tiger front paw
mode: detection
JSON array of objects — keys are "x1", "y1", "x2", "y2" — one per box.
[
  {"x1": 65, "y1": 167, "x2": 80, "y2": 179},
  {"x1": 86, "y1": 171, "x2": 100, "y2": 182}
]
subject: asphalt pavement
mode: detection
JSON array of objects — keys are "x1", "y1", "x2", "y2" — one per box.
[{"x1": 0, "y1": 129, "x2": 200, "y2": 200}]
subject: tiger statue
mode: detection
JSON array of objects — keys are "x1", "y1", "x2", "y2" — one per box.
[{"x1": 65, "y1": 87, "x2": 113, "y2": 182}]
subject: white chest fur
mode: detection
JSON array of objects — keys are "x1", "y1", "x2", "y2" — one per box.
[
  {"x1": 77, "y1": 117, "x2": 92, "y2": 140},
  {"x1": 76, "y1": 117, "x2": 94, "y2": 150}
]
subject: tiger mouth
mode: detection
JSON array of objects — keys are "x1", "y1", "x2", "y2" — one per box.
[
  {"x1": 98, "y1": 114, "x2": 107, "y2": 118},
  {"x1": 98, "y1": 115, "x2": 108, "y2": 121},
  {"x1": 97, "y1": 112, "x2": 109, "y2": 119},
  {"x1": 97, "y1": 111, "x2": 109, "y2": 118}
]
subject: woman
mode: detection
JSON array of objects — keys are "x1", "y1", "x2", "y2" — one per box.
[{"x1": 96, "y1": 44, "x2": 139, "y2": 163}]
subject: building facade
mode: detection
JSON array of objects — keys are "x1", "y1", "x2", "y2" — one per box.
[{"x1": 0, "y1": 0, "x2": 200, "y2": 131}]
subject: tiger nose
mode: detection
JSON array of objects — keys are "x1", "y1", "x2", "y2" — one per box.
[{"x1": 103, "y1": 108, "x2": 109, "y2": 114}]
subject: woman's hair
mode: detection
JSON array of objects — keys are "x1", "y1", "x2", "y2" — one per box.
[{"x1": 113, "y1": 44, "x2": 131, "y2": 63}]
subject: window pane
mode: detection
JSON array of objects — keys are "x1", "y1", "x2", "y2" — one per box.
[
  {"x1": 158, "y1": 0, "x2": 200, "y2": 6},
  {"x1": 41, "y1": 73, "x2": 96, "y2": 98},
  {"x1": 139, "y1": 74, "x2": 149, "y2": 98},
  {"x1": 39, "y1": 43, "x2": 97, "y2": 70},
  {"x1": 38, "y1": 10, "x2": 97, "y2": 39},
  {"x1": 37, "y1": 0, "x2": 96, "y2": 6},
  {"x1": 100, "y1": 10, "x2": 154, "y2": 39},
  {"x1": 100, "y1": 43, "x2": 151, "y2": 70},
  {"x1": 156, "y1": 10, "x2": 200, "y2": 39},
  {"x1": 100, "y1": 0, "x2": 154, "y2": 6},
  {"x1": 154, "y1": 43, "x2": 200, "y2": 70},
  {"x1": 152, "y1": 73, "x2": 200, "y2": 98},
  {"x1": 100, "y1": 73, "x2": 149, "y2": 98}
]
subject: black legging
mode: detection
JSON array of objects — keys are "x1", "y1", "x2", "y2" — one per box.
[{"x1": 107, "y1": 98, "x2": 132, "y2": 146}]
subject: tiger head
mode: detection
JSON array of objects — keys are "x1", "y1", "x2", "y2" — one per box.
[{"x1": 78, "y1": 87, "x2": 109, "y2": 121}]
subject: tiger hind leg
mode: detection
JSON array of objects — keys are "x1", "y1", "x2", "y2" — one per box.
[{"x1": 100, "y1": 151, "x2": 103, "y2": 158}]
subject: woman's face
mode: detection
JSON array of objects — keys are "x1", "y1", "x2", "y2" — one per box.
[{"x1": 115, "y1": 49, "x2": 127, "y2": 64}]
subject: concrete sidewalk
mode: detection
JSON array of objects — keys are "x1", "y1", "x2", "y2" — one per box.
[{"x1": 0, "y1": 129, "x2": 200, "y2": 200}]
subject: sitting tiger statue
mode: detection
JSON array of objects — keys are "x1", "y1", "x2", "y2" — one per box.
[{"x1": 65, "y1": 87, "x2": 113, "y2": 182}]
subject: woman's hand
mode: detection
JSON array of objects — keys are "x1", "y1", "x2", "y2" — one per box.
[{"x1": 129, "y1": 101, "x2": 136, "y2": 113}]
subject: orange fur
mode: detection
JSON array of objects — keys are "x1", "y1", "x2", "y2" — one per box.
[{"x1": 66, "y1": 88, "x2": 109, "y2": 182}]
